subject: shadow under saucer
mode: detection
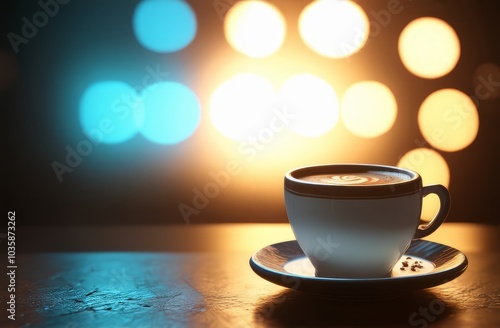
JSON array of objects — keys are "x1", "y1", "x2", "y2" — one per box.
[{"x1": 253, "y1": 288, "x2": 456, "y2": 327}]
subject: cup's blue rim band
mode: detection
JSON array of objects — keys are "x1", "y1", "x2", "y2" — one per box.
[{"x1": 284, "y1": 164, "x2": 422, "y2": 199}]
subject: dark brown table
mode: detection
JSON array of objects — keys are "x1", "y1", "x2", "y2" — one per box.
[{"x1": 2, "y1": 223, "x2": 499, "y2": 327}]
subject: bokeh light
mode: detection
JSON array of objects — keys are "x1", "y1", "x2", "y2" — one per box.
[
  {"x1": 418, "y1": 88, "x2": 479, "y2": 152},
  {"x1": 140, "y1": 82, "x2": 200, "y2": 144},
  {"x1": 133, "y1": 0, "x2": 197, "y2": 53},
  {"x1": 397, "y1": 148, "x2": 450, "y2": 222},
  {"x1": 398, "y1": 17, "x2": 460, "y2": 79},
  {"x1": 280, "y1": 74, "x2": 339, "y2": 137},
  {"x1": 79, "y1": 81, "x2": 141, "y2": 144},
  {"x1": 209, "y1": 74, "x2": 277, "y2": 140},
  {"x1": 341, "y1": 81, "x2": 397, "y2": 138},
  {"x1": 298, "y1": 0, "x2": 369, "y2": 58},
  {"x1": 472, "y1": 62, "x2": 500, "y2": 100},
  {"x1": 224, "y1": 0, "x2": 286, "y2": 58}
]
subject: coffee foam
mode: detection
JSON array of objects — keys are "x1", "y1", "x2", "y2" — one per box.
[{"x1": 300, "y1": 171, "x2": 410, "y2": 186}]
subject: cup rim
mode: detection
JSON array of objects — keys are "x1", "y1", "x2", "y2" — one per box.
[{"x1": 285, "y1": 163, "x2": 422, "y2": 199}]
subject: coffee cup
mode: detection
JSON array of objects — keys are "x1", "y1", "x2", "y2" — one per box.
[{"x1": 284, "y1": 163, "x2": 450, "y2": 278}]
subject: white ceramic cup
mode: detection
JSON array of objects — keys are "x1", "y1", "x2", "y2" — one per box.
[{"x1": 284, "y1": 164, "x2": 450, "y2": 278}]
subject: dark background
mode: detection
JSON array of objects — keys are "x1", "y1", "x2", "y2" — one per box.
[{"x1": 2, "y1": 0, "x2": 499, "y2": 226}]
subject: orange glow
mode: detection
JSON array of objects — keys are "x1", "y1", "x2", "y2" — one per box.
[
  {"x1": 209, "y1": 74, "x2": 277, "y2": 141},
  {"x1": 418, "y1": 88, "x2": 479, "y2": 152},
  {"x1": 341, "y1": 81, "x2": 397, "y2": 138},
  {"x1": 398, "y1": 17, "x2": 460, "y2": 79},
  {"x1": 224, "y1": 1, "x2": 286, "y2": 58},
  {"x1": 299, "y1": 0, "x2": 369, "y2": 58},
  {"x1": 397, "y1": 148, "x2": 450, "y2": 222},
  {"x1": 280, "y1": 74, "x2": 339, "y2": 137}
]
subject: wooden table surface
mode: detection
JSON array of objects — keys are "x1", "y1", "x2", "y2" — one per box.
[{"x1": 2, "y1": 223, "x2": 499, "y2": 327}]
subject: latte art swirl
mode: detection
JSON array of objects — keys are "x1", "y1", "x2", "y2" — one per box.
[
  {"x1": 322, "y1": 175, "x2": 380, "y2": 185},
  {"x1": 300, "y1": 172, "x2": 406, "y2": 186}
]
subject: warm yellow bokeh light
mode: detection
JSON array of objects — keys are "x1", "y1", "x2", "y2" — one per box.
[
  {"x1": 398, "y1": 17, "x2": 460, "y2": 79},
  {"x1": 397, "y1": 148, "x2": 450, "y2": 222},
  {"x1": 299, "y1": 0, "x2": 369, "y2": 58},
  {"x1": 280, "y1": 74, "x2": 339, "y2": 137},
  {"x1": 224, "y1": 0, "x2": 286, "y2": 58},
  {"x1": 418, "y1": 88, "x2": 479, "y2": 152},
  {"x1": 341, "y1": 81, "x2": 397, "y2": 138},
  {"x1": 209, "y1": 74, "x2": 276, "y2": 140}
]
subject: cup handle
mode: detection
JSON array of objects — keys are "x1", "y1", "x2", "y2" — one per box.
[{"x1": 413, "y1": 184, "x2": 450, "y2": 239}]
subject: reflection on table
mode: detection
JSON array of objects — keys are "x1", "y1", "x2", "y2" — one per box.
[{"x1": 5, "y1": 223, "x2": 499, "y2": 327}]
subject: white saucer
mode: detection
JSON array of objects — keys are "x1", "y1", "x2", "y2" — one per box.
[{"x1": 250, "y1": 239, "x2": 467, "y2": 298}]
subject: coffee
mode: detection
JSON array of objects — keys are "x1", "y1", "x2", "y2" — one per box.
[
  {"x1": 300, "y1": 171, "x2": 408, "y2": 186},
  {"x1": 285, "y1": 164, "x2": 450, "y2": 278}
]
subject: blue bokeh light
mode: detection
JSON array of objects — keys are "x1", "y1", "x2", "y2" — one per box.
[
  {"x1": 140, "y1": 82, "x2": 200, "y2": 144},
  {"x1": 133, "y1": 0, "x2": 197, "y2": 53},
  {"x1": 79, "y1": 81, "x2": 141, "y2": 144}
]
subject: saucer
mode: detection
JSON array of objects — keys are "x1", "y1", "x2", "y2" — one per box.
[{"x1": 249, "y1": 239, "x2": 468, "y2": 298}]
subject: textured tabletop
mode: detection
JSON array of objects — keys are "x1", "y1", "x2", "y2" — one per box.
[{"x1": 2, "y1": 223, "x2": 499, "y2": 327}]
